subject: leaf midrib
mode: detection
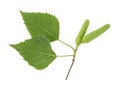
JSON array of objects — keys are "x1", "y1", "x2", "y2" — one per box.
[
  {"x1": 26, "y1": 50, "x2": 56, "y2": 57},
  {"x1": 27, "y1": 15, "x2": 58, "y2": 40}
]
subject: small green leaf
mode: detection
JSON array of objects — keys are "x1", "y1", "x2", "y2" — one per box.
[
  {"x1": 20, "y1": 11, "x2": 59, "y2": 42},
  {"x1": 82, "y1": 24, "x2": 110, "y2": 43},
  {"x1": 75, "y1": 19, "x2": 89, "y2": 45},
  {"x1": 10, "y1": 35, "x2": 57, "y2": 70}
]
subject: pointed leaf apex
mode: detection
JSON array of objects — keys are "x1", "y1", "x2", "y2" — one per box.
[
  {"x1": 20, "y1": 11, "x2": 59, "y2": 42},
  {"x1": 10, "y1": 35, "x2": 57, "y2": 70},
  {"x1": 19, "y1": 10, "x2": 24, "y2": 14}
]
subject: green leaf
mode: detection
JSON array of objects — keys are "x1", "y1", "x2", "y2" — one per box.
[
  {"x1": 82, "y1": 24, "x2": 110, "y2": 43},
  {"x1": 10, "y1": 35, "x2": 57, "y2": 70},
  {"x1": 75, "y1": 19, "x2": 89, "y2": 45},
  {"x1": 20, "y1": 11, "x2": 59, "y2": 42}
]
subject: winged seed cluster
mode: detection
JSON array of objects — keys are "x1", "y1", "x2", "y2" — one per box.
[{"x1": 10, "y1": 11, "x2": 110, "y2": 80}]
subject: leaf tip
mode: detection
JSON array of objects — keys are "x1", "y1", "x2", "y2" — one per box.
[
  {"x1": 9, "y1": 44, "x2": 17, "y2": 49},
  {"x1": 19, "y1": 10, "x2": 26, "y2": 16},
  {"x1": 19, "y1": 10, "x2": 23, "y2": 14},
  {"x1": 9, "y1": 44, "x2": 14, "y2": 47}
]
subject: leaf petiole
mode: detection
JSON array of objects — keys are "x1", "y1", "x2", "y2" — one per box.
[
  {"x1": 58, "y1": 39, "x2": 75, "y2": 51},
  {"x1": 57, "y1": 55, "x2": 74, "y2": 57}
]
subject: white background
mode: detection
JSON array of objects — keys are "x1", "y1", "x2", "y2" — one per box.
[{"x1": 0, "y1": 0, "x2": 120, "y2": 89}]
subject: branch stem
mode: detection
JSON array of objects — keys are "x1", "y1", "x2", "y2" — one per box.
[
  {"x1": 65, "y1": 55, "x2": 75, "y2": 80},
  {"x1": 65, "y1": 45, "x2": 79, "y2": 80},
  {"x1": 58, "y1": 39, "x2": 80, "y2": 80}
]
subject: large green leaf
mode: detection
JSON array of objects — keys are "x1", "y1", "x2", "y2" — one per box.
[
  {"x1": 20, "y1": 11, "x2": 59, "y2": 42},
  {"x1": 81, "y1": 24, "x2": 110, "y2": 43},
  {"x1": 10, "y1": 35, "x2": 57, "y2": 70},
  {"x1": 75, "y1": 19, "x2": 89, "y2": 45}
]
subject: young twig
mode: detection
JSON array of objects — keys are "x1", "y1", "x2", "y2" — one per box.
[
  {"x1": 65, "y1": 56, "x2": 75, "y2": 80},
  {"x1": 65, "y1": 46, "x2": 79, "y2": 80}
]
